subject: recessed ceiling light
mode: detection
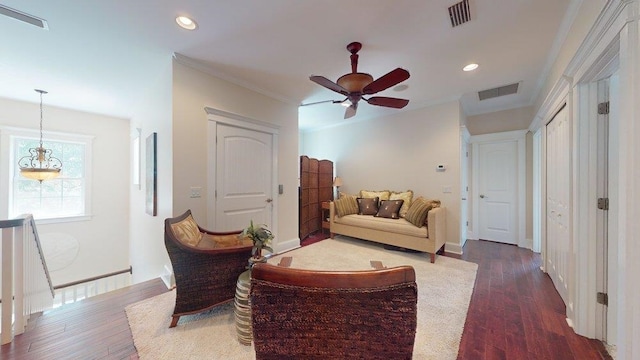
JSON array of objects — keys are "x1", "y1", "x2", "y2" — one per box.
[
  {"x1": 176, "y1": 16, "x2": 198, "y2": 30},
  {"x1": 463, "y1": 63, "x2": 479, "y2": 72},
  {"x1": 393, "y1": 84, "x2": 409, "y2": 92}
]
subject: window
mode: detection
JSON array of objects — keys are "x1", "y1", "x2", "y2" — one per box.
[{"x1": 7, "y1": 128, "x2": 92, "y2": 221}]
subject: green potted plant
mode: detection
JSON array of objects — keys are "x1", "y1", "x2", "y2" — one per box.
[{"x1": 241, "y1": 220, "x2": 274, "y2": 261}]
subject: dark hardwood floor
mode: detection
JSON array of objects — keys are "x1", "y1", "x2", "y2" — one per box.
[
  {"x1": 1, "y1": 239, "x2": 611, "y2": 359},
  {"x1": 454, "y1": 240, "x2": 611, "y2": 360},
  {"x1": 0, "y1": 278, "x2": 168, "y2": 360}
]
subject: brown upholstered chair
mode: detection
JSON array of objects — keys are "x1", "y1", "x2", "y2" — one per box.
[
  {"x1": 250, "y1": 263, "x2": 418, "y2": 359},
  {"x1": 164, "y1": 209, "x2": 252, "y2": 328}
]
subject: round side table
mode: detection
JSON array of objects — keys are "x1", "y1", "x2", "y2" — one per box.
[{"x1": 234, "y1": 270, "x2": 252, "y2": 345}]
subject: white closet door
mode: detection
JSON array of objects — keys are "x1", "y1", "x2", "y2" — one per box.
[{"x1": 545, "y1": 105, "x2": 571, "y2": 305}]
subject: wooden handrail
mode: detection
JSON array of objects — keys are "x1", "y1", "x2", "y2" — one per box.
[{"x1": 54, "y1": 266, "x2": 132, "y2": 290}]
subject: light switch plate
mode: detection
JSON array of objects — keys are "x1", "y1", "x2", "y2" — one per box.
[{"x1": 190, "y1": 187, "x2": 202, "y2": 198}]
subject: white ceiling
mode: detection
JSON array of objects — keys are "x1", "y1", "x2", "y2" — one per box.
[{"x1": 0, "y1": 0, "x2": 573, "y2": 131}]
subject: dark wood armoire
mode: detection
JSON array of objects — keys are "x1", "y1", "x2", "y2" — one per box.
[{"x1": 299, "y1": 156, "x2": 333, "y2": 241}]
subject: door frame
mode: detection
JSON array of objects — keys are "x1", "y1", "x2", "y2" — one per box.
[
  {"x1": 205, "y1": 107, "x2": 279, "y2": 236},
  {"x1": 470, "y1": 130, "x2": 526, "y2": 247},
  {"x1": 529, "y1": 0, "x2": 640, "y2": 353}
]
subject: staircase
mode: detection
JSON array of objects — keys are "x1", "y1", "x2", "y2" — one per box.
[{"x1": 0, "y1": 214, "x2": 54, "y2": 345}]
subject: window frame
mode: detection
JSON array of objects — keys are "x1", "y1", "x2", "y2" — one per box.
[{"x1": 2, "y1": 126, "x2": 93, "y2": 224}]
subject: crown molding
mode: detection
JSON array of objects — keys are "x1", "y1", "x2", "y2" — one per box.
[{"x1": 173, "y1": 53, "x2": 297, "y2": 106}]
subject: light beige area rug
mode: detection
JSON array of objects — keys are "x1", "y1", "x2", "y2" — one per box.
[{"x1": 126, "y1": 236, "x2": 478, "y2": 359}]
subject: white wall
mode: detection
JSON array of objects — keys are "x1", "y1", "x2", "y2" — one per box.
[
  {"x1": 172, "y1": 58, "x2": 299, "y2": 255},
  {"x1": 128, "y1": 58, "x2": 174, "y2": 284},
  {"x1": 0, "y1": 97, "x2": 130, "y2": 285},
  {"x1": 302, "y1": 101, "x2": 462, "y2": 250}
]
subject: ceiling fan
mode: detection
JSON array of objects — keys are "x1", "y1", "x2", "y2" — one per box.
[{"x1": 307, "y1": 41, "x2": 410, "y2": 119}]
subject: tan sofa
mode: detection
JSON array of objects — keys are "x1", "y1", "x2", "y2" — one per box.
[{"x1": 329, "y1": 201, "x2": 446, "y2": 263}]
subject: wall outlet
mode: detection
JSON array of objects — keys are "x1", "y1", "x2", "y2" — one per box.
[{"x1": 442, "y1": 185, "x2": 452, "y2": 193}]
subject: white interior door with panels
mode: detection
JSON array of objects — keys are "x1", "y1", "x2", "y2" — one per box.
[
  {"x1": 206, "y1": 108, "x2": 278, "y2": 235},
  {"x1": 460, "y1": 126, "x2": 471, "y2": 246},
  {"x1": 545, "y1": 104, "x2": 571, "y2": 306},
  {"x1": 471, "y1": 130, "x2": 525, "y2": 246}
]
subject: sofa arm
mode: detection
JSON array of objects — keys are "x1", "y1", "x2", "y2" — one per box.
[
  {"x1": 427, "y1": 207, "x2": 446, "y2": 252},
  {"x1": 329, "y1": 201, "x2": 336, "y2": 223}
]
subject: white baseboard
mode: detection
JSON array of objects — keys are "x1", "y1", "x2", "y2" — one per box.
[
  {"x1": 445, "y1": 242, "x2": 463, "y2": 255},
  {"x1": 160, "y1": 264, "x2": 175, "y2": 289},
  {"x1": 274, "y1": 237, "x2": 301, "y2": 255}
]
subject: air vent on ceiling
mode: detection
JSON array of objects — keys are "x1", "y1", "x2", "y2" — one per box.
[
  {"x1": 478, "y1": 82, "x2": 520, "y2": 101},
  {"x1": 448, "y1": 0, "x2": 471, "y2": 27},
  {"x1": 0, "y1": 4, "x2": 48, "y2": 29}
]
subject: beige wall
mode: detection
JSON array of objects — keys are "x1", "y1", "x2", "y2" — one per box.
[
  {"x1": 302, "y1": 101, "x2": 462, "y2": 250},
  {"x1": 467, "y1": 106, "x2": 534, "y2": 135},
  {"x1": 0, "y1": 97, "x2": 130, "y2": 285},
  {"x1": 172, "y1": 59, "x2": 299, "y2": 255},
  {"x1": 533, "y1": 0, "x2": 607, "y2": 113}
]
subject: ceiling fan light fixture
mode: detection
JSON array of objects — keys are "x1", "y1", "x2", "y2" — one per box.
[
  {"x1": 337, "y1": 73, "x2": 373, "y2": 93},
  {"x1": 176, "y1": 16, "x2": 198, "y2": 30},
  {"x1": 340, "y1": 99, "x2": 351, "y2": 107},
  {"x1": 463, "y1": 63, "x2": 479, "y2": 72}
]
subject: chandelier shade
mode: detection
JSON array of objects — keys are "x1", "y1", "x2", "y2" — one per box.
[{"x1": 18, "y1": 89, "x2": 62, "y2": 182}]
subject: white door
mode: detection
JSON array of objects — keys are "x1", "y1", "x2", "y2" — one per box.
[
  {"x1": 215, "y1": 124, "x2": 273, "y2": 231},
  {"x1": 460, "y1": 129, "x2": 470, "y2": 245},
  {"x1": 546, "y1": 104, "x2": 571, "y2": 305},
  {"x1": 477, "y1": 141, "x2": 518, "y2": 244}
]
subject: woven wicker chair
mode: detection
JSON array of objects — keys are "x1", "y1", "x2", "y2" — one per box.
[
  {"x1": 164, "y1": 209, "x2": 252, "y2": 328},
  {"x1": 250, "y1": 263, "x2": 418, "y2": 359}
]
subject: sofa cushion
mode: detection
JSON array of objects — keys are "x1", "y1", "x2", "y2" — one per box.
[
  {"x1": 357, "y1": 197, "x2": 379, "y2": 215},
  {"x1": 334, "y1": 214, "x2": 428, "y2": 238},
  {"x1": 335, "y1": 195, "x2": 359, "y2": 217},
  {"x1": 170, "y1": 214, "x2": 203, "y2": 247},
  {"x1": 405, "y1": 197, "x2": 438, "y2": 227},
  {"x1": 375, "y1": 199, "x2": 404, "y2": 219},
  {"x1": 360, "y1": 190, "x2": 390, "y2": 202},
  {"x1": 390, "y1": 190, "x2": 414, "y2": 218}
]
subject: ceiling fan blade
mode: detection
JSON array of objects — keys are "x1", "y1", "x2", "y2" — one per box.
[
  {"x1": 310, "y1": 75, "x2": 349, "y2": 95},
  {"x1": 362, "y1": 68, "x2": 410, "y2": 95},
  {"x1": 344, "y1": 102, "x2": 357, "y2": 119},
  {"x1": 366, "y1": 96, "x2": 409, "y2": 109},
  {"x1": 300, "y1": 99, "x2": 342, "y2": 107}
]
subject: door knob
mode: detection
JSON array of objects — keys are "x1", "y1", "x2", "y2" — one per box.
[
  {"x1": 480, "y1": 194, "x2": 486, "y2": 198},
  {"x1": 265, "y1": 198, "x2": 273, "y2": 203}
]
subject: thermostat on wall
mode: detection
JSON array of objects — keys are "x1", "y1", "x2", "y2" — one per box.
[{"x1": 436, "y1": 164, "x2": 446, "y2": 171}]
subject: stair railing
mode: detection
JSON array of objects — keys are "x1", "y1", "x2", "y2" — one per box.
[{"x1": 0, "y1": 214, "x2": 54, "y2": 345}]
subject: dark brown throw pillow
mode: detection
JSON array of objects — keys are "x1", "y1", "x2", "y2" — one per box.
[
  {"x1": 375, "y1": 199, "x2": 404, "y2": 219},
  {"x1": 357, "y1": 197, "x2": 379, "y2": 215}
]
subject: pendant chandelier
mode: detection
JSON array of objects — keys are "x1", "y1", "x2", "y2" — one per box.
[{"x1": 18, "y1": 89, "x2": 62, "y2": 182}]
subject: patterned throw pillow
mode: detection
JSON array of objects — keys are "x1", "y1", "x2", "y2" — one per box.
[
  {"x1": 334, "y1": 196, "x2": 359, "y2": 217},
  {"x1": 359, "y1": 190, "x2": 390, "y2": 202},
  {"x1": 357, "y1": 197, "x2": 380, "y2": 215},
  {"x1": 390, "y1": 190, "x2": 414, "y2": 218},
  {"x1": 170, "y1": 214, "x2": 203, "y2": 247},
  {"x1": 375, "y1": 199, "x2": 404, "y2": 219},
  {"x1": 405, "y1": 197, "x2": 439, "y2": 227}
]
